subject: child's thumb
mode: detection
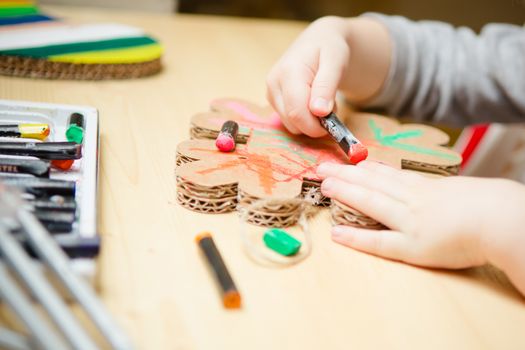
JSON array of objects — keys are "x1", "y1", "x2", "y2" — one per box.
[{"x1": 309, "y1": 57, "x2": 341, "y2": 117}]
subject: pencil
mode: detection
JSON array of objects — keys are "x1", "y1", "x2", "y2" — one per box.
[
  {"x1": 14, "y1": 197, "x2": 134, "y2": 350},
  {"x1": 195, "y1": 232, "x2": 241, "y2": 309},
  {"x1": 0, "y1": 185, "x2": 133, "y2": 350},
  {"x1": 0, "y1": 262, "x2": 68, "y2": 350},
  {"x1": 0, "y1": 326, "x2": 33, "y2": 350},
  {"x1": 0, "y1": 226, "x2": 96, "y2": 350}
]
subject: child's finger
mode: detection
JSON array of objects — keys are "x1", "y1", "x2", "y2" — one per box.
[
  {"x1": 321, "y1": 177, "x2": 409, "y2": 230},
  {"x1": 266, "y1": 84, "x2": 301, "y2": 134},
  {"x1": 331, "y1": 225, "x2": 411, "y2": 262},
  {"x1": 317, "y1": 162, "x2": 410, "y2": 202},
  {"x1": 357, "y1": 161, "x2": 424, "y2": 184},
  {"x1": 280, "y1": 74, "x2": 328, "y2": 137},
  {"x1": 309, "y1": 48, "x2": 345, "y2": 117}
]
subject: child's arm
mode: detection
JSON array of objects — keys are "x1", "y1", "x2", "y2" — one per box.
[
  {"x1": 365, "y1": 14, "x2": 525, "y2": 126},
  {"x1": 267, "y1": 15, "x2": 525, "y2": 136},
  {"x1": 317, "y1": 161, "x2": 525, "y2": 297}
]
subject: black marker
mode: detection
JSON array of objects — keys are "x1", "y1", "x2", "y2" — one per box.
[
  {"x1": 0, "y1": 158, "x2": 50, "y2": 177},
  {"x1": 0, "y1": 142, "x2": 82, "y2": 160},
  {"x1": 195, "y1": 232, "x2": 241, "y2": 309}
]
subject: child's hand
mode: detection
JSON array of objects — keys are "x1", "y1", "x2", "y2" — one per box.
[
  {"x1": 317, "y1": 161, "x2": 525, "y2": 295},
  {"x1": 266, "y1": 16, "x2": 391, "y2": 137}
]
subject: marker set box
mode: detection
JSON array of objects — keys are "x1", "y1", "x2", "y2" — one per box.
[{"x1": 0, "y1": 99, "x2": 100, "y2": 258}]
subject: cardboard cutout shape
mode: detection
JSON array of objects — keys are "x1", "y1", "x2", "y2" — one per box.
[{"x1": 176, "y1": 98, "x2": 461, "y2": 228}]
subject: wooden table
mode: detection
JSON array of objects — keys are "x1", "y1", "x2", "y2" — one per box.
[{"x1": 1, "y1": 6, "x2": 525, "y2": 350}]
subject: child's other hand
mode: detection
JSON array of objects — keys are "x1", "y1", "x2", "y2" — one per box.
[
  {"x1": 266, "y1": 16, "x2": 391, "y2": 137},
  {"x1": 317, "y1": 161, "x2": 525, "y2": 294}
]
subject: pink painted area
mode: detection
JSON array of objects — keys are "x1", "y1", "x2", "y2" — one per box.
[
  {"x1": 188, "y1": 99, "x2": 352, "y2": 195},
  {"x1": 224, "y1": 101, "x2": 282, "y2": 128}
]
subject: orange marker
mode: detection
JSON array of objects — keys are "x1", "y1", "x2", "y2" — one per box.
[{"x1": 195, "y1": 232, "x2": 241, "y2": 309}]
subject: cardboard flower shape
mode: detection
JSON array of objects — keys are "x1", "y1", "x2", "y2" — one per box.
[{"x1": 176, "y1": 98, "x2": 461, "y2": 228}]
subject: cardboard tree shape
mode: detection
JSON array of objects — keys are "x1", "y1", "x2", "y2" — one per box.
[{"x1": 176, "y1": 98, "x2": 462, "y2": 228}]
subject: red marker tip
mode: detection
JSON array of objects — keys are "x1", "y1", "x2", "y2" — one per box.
[
  {"x1": 215, "y1": 134, "x2": 235, "y2": 152},
  {"x1": 348, "y1": 143, "x2": 368, "y2": 165}
]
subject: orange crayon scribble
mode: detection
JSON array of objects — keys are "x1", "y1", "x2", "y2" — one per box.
[
  {"x1": 196, "y1": 158, "x2": 244, "y2": 175},
  {"x1": 244, "y1": 152, "x2": 275, "y2": 195}
]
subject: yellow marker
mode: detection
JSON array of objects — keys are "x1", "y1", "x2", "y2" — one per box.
[{"x1": 0, "y1": 123, "x2": 50, "y2": 141}]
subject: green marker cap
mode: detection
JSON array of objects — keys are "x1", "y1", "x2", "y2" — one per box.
[
  {"x1": 263, "y1": 228, "x2": 301, "y2": 256},
  {"x1": 66, "y1": 125, "x2": 84, "y2": 144}
]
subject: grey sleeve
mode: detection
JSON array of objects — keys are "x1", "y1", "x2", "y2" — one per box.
[{"x1": 363, "y1": 13, "x2": 525, "y2": 127}]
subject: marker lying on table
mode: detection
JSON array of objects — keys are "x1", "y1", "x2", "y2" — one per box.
[
  {"x1": 0, "y1": 142, "x2": 82, "y2": 160},
  {"x1": 0, "y1": 123, "x2": 50, "y2": 141},
  {"x1": 215, "y1": 120, "x2": 239, "y2": 152},
  {"x1": 319, "y1": 112, "x2": 368, "y2": 164},
  {"x1": 0, "y1": 158, "x2": 50, "y2": 177},
  {"x1": 195, "y1": 232, "x2": 241, "y2": 309}
]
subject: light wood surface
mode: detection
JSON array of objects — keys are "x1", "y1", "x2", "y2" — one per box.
[{"x1": 1, "y1": 6, "x2": 525, "y2": 350}]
